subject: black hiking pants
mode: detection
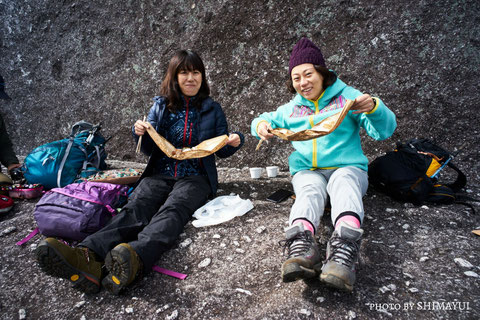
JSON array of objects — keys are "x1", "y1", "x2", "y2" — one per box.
[{"x1": 80, "y1": 174, "x2": 211, "y2": 272}]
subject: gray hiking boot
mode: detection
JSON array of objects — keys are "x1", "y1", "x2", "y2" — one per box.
[
  {"x1": 102, "y1": 243, "x2": 143, "y2": 295},
  {"x1": 280, "y1": 224, "x2": 322, "y2": 282},
  {"x1": 320, "y1": 221, "x2": 363, "y2": 292}
]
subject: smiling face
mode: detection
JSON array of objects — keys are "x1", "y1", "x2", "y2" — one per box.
[
  {"x1": 177, "y1": 69, "x2": 202, "y2": 97},
  {"x1": 291, "y1": 63, "x2": 324, "y2": 101}
]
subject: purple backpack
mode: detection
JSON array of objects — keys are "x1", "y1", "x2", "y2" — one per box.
[{"x1": 34, "y1": 181, "x2": 129, "y2": 241}]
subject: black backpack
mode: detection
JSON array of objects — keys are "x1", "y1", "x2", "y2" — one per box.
[{"x1": 368, "y1": 138, "x2": 476, "y2": 209}]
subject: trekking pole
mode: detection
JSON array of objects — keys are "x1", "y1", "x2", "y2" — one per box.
[{"x1": 135, "y1": 116, "x2": 146, "y2": 154}]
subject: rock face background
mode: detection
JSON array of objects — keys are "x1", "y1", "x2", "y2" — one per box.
[
  {"x1": 1, "y1": 0, "x2": 479, "y2": 319},
  {"x1": 1, "y1": 0, "x2": 479, "y2": 172}
]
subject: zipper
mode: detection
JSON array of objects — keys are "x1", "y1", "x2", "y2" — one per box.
[{"x1": 188, "y1": 123, "x2": 193, "y2": 145}]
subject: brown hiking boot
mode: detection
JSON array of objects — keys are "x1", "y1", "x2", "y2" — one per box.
[
  {"x1": 320, "y1": 221, "x2": 363, "y2": 292},
  {"x1": 102, "y1": 243, "x2": 143, "y2": 295},
  {"x1": 35, "y1": 238, "x2": 103, "y2": 294},
  {"x1": 280, "y1": 224, "x2": 322, "y2": 282}
]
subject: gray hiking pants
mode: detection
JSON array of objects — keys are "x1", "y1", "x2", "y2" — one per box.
[
  {"x1": 289, "y1": 167, "x2": 368, "y2": 231},
  {"x1": 80, "y1": 174, "x2": 211, "y2": 273}
]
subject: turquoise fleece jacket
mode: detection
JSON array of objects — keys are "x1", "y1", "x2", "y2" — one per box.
[{"x1": 251, "y1": 78, "x2": 397, "y2": 175}]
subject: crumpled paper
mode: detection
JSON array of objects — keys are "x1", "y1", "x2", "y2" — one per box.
[
  {"x1": 269, "y1": 99, "x2": 354, "y2": 141},
  {"x1": 146, "y1": 124, "x2": 228, "y2": 160}
]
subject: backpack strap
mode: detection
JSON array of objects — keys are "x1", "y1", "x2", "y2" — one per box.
[
  {"x1": 445, "y1": 162, "x2": 467, "y2": 193},
  {"x1": 16, "y1": 227, "x2": 39, "y2": 246},
  {"x1": 152, "y1": 265, "x2": 187, "y2": 280},
  {"x1": 56, "y1": 138, "x2": 75, "y2": 188}
]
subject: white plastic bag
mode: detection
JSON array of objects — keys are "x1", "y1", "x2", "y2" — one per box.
[{"x1": 192, "y1": 195, "x2": 253, "y2": 228}]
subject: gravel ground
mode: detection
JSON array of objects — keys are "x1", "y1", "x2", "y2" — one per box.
[{"x1": 1, "y1": 163, "x2": 479, "y2": 320}]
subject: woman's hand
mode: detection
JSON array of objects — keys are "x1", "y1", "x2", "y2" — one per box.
[
  {"x1": 351, "y1": 94, "x2": 376, "y2": 114},
  {"x1": 134, "y1": 120, "x2": 149, "y2": 136},
  {"x1": 226, "y1": 133, "x2": 241, "y2": 147},
  {"x1": 257, "y1": 121, "x2": 274, "y2": 141}
]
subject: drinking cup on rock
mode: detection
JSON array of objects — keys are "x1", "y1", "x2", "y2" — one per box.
[
  {"x1": 249, "y1": 167, "x2": 262, "y2": 179},
  {"x1": 266, "y1": 166, "x2": 279, "y2": 178}
]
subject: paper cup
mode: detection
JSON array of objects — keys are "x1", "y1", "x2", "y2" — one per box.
[
  {"x1": 249, "y1": 167, "x2": 263, "y2": 179},
  {"x1": 266, "y1": 166, "x2": 279, "y2": 178}
]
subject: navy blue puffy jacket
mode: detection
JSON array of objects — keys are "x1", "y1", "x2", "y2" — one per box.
[{"x1": 132, "y1": 96, "x2": 244, "y2": 195}]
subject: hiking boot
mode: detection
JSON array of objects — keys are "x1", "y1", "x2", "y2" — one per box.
[
  {"x1": 102, "y1": 243, "x2": 143, "y2": 295},
  {"x1": 280, "y1": 224, "x2": 322, "y2": 282},
  {"x1": 35, "y1": 238, "x2": 103, "y2": 294},
  {"x1": 320, "y1": 221, "x2": 363, "y2": 292}
]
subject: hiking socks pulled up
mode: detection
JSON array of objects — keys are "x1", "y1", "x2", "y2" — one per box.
[
  {"x1": 320, "y1": 221, "x2": 363, "y2": 291},
  {"x1": 35, "y1": 238, "x2": 104, "y2": 294},
  {"x1": 280, "y1": 223, "x2": 322, "y2": 282},
  {"x1": 292, "y1": 218, "x2": 315, "y2": 234},
  {"x1": 102, "y1": 243, "x2": 143, "y2": 295}
]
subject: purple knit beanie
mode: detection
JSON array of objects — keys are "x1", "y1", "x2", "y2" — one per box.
[{"x1": 288, "y1": 38, "x2": 326, "y2": 74}]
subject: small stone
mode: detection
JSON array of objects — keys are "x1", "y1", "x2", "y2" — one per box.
[
  {"x1": 464, "y1": 271, "x2": 479, "y2": 278},
  {"x1": 233, "y1": 240, "x2": 240, "y2": 246},
  {"x1": 156, "y1": 304, "x2": 170, "y2": 313},
  {"x1": 256, "y1": 226, "x2": 266, "y2": 234},
  {"x1": 243, "y1": 235, "x2": 252, "y2": 242},
  {"x1": 125, "y1": 307, "x2": 133, "y2": 313},
  {"x1": 19, "y1": 309, "x2": 26, "y2": 320},
  {"x1": 299, "y1": 309, "x2": 311, "y2": 316},
  {"x1": 379, "y1": 284, "x2": 396, "y2": 293},
  {"x1": 402, "y1": 224, "x2": 410, "y2": 229},
  {"x1": 212, "y1": 234, "x2": 221, "y2": 239},
  {"x1": 409, "y1": 288, "x2": 419, "y2": 293},
  {"x1": 166, "y1": 310, "x2": 178, "y2": 320},
  {"x1": 75, "y1": 301, "x2": 86, "y2": 308},
  {"x1": 454, "y1": 258, "x2": 474, "y2": 268},
  {"x1": 316, "y1": 297, "x2": 325, "y2": 303},
  {"x1": 235, "y1": 288, "x2": 252, "y2": 295},
  {"x1": 421, "y1": 205, "x2": 429, "y2": 209},
  {"x1": 0, "y1": 226, "x2": 16, "y2": 237},
  {"x1": 235, "y1": 248, "x2": 245, "y2": 253},
  {"x1": 403, "y1": 272, "x2": 414, "y2": 279},
  {"x1": 348, "y1": 310, "x2": 357, "y2": 319},
  {"x1": 419, "y1": 256, "x2": 429, "y2": 262},
  {"x1": 198, "y1": 258, "x2": 211, "y2": 268},
  {"x1": 385, "y1": 208, "x2": 398, "y2": 213},
  {"x1": 179, "y1": 238, "x2": 192, "y2": 248}
]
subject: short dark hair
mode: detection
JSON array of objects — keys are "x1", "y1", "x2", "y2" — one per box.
[
  {"x1": 160, "y1": 50, "x2": 210, "y2": 112},
  {"x1": 286, "y1": 65, "x2": 337, "y2": 94}
]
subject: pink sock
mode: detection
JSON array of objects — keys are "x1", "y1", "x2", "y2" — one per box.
[
  {"x1": 335, "y1": 215, "x2": 361, "y2": 230},
  {"x1": 293, "y1": 219, "x2": 315, "y2": 234}
]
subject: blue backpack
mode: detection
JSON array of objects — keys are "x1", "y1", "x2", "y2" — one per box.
[{"x1": 23, "y1": 121, "x2": 108, "y2": 189}]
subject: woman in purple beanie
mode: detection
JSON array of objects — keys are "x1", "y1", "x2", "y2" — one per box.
[{"x1": 251, "y1": 38, "x2": 397, "y2": 291}]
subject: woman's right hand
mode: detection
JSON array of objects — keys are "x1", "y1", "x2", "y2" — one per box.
[
  {"x1": 257, "y1": 121, "x2": 273, "y2": 141},
  {"x1": 134, "y1": 120, "x2": 149, "y2": 136}
]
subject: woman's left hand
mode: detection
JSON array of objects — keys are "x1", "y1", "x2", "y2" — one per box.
[
  {"x1": 226, "y1": 133, "x2": 241, "y2": 147},
  {"x1": 351, "y1": 94, "x2": 376, "y2": 114}
]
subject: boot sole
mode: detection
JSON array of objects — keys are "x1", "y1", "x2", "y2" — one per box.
[
  {"x1": 320, "y1": 273, "x2": 353, "y2": 292},
  {"x1": 282, "y1": 262, "x2": 319, "y2": 283},
  {"x1": 102, "y1": 245, "x2": 136, "y2": 295},
  {"x1": 36, "y1": 242, "x2": 100, "y2": 294}
]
